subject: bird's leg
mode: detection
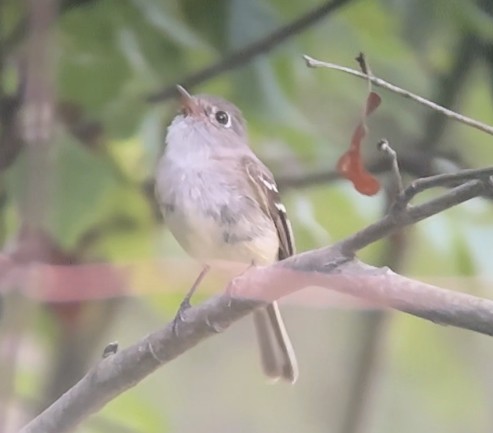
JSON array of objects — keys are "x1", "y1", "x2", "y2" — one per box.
[{"x1": 172, "y1": 264, "x2": 210, "y2": 333}]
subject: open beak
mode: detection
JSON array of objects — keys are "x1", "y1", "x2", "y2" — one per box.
[{"x1": 176, "y1": 85, "x2": 200, "y2": 116}]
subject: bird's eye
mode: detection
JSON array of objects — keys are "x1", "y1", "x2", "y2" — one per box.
[{"x1": 215, "y1": 110, "x2": 230, "y2": 126}]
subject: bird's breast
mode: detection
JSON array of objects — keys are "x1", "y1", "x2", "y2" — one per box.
[{"x1": 156, "y1": 161, "x2": 278, "y2": 264}]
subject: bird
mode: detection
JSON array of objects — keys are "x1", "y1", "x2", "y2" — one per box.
[{"x1": 155, "y1": 85, "x2": 298, "y2": 383}]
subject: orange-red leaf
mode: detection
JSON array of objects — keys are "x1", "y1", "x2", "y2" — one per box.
[{"x1": 337, "y1": 91, "x2": 381, "y2": 196}]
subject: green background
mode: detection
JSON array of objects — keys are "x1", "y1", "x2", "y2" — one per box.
[{"x1": 1, "y1": 0, "x2": 493, "y2": 432}]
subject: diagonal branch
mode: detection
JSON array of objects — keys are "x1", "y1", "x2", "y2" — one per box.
[
  {"x1": 337, "y1": 177, "x2": 491, "y2": 255},
  {"x1": 394, "y1": 166, "x2": 493, "y2": 209},
  {"x1": 19, "y1": 166, "x2": 493, "y2": 433},
  {"x1": 303, "y1": 55, "x2": 493, "y2": 137},
  {"x1": 19, "y1": 253, "x2": 493, "y2": 433},
  {"x1": 147, "y1": 0, "x2": 352, "y2": 102}
]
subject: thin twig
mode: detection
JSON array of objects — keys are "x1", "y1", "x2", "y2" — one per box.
[
  {"x1": 337, "y1": 178, "x2": 489, "y2": 255},
  {"x1": 355, "y1": 52, "x2": 370, "y2": 76},
  {"x1": 378, "y1": 139, "x2": 403, "y2": 194},
  {"x1": 276, "y1": 152, "x2": 442, "y2": 190},
  {"x1": 303, "y1": 55, "x2": 493, "y2": 137},
  {"x1": 394, "y1": 166, "x2": 493, "y2": 210},
  {"x1": 277, "y1": 156, "x2": 493, "y2": 207},
  {"x1": 147, "y1": 0, "x2": 352, "y2": 102}
]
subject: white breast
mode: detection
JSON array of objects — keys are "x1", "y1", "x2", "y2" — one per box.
[{"x1": 156, "y1": 120, "x2": 279, "y2": 265}]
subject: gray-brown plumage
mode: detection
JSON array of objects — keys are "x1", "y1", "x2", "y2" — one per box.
[{"x1": 156, "y1": 86, "x2": 298, "y2": 383}]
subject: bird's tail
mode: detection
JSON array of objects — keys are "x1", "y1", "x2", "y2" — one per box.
[{"x1": 253, "y1": 301, "x2": 298, "y2": 383}]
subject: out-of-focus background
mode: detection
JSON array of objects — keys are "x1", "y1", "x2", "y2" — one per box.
[{"x1": 2, "y1": 0, "x2": 493, "y2": 432}]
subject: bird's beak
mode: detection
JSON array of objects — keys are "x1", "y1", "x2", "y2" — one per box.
[{"x1": 176, "y1": 85, "x2": 200, "y2": 116}]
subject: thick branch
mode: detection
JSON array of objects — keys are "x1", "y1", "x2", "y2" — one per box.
[
  {"x1": 19, "y1": 253, "x2": 493, "y2": 433},
  {"x1": 20, "y1": 167, "x2": 493, "y2": 433},
  {"x1": 147, "y1": 0, "x2": 352, "y2": 102}
]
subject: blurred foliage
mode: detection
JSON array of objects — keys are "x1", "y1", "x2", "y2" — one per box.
[{"x1": 1, "y1": 0, "x2": 493, "y2": 432}]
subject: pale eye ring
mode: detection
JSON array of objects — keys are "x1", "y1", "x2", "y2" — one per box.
[{"x1": 215, "y1": 110, "x2": 231, "y2": 127}]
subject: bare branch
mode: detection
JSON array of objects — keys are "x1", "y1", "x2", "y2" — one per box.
[
  {"x1": 19, "y1": 253, "x2": 493, "y2": 433},
  {"x1": 303, "y1": 55, "x2": 493, "y2": 137},
  {"x1": 394, "y1": 166, "x2": 493, "y2": 210},
  {"x1": 378, "y1": 139, "x2": 403, "y2": 194},
  {"x1": 339, "y1": 184, "x2": 401, "y2": 433},
  {"x1": 147, "y1": 0, "x2": 352, "y2": 103},
  {"x1": 338, "y1": 177, "x2": 490, "y2": 255},
  {"x1": 19, "y1": 163, "x2": 493, "y2": 433},
  {"x1": 276, "y1": 151, "x2": 479, "y2": 192}
]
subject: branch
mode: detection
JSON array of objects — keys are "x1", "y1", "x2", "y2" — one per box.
[
  {"x1": 275, "y1": 151, "x2": 481, "y2": 191},
  {"x1": 303, "y1": 55, "x2": 493, "y2": 137},
  {"x1": 147, "y1": 0, "x2": 352, "y2": 102},
  {"x1": 377, "y1": 139, "x2": 403, "y2": 194},
  {"x1": 337, "y1": 177, "x2": 491, "y2": 255},
  {"x1": 20, "y1": 167, "x2": 493, "y2": 433},
  {"x1": 19, "y1": 253, "x2": 493, "y2": 433},
  {"x1": 339, "y1": 183, "x2": 405, "y2": 433},
  {"x1": 394, "y1": 166, "x2": 493, "y2": 209}
]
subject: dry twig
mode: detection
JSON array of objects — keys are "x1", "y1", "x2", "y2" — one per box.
[{"x1": 304, "y1": 55, "x2": 493, "y2": 137}]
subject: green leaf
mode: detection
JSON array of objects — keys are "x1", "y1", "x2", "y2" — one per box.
[
  {"x1": 57, "y1": 0, "x2": 194, "y2": 138},
  {"x1": 49, "y1": 135, "x2": 121, "y2": 249},
  {"x1": 58, "y1": 0, "x2": 132, "y2": 110},
  {"x1": 92, "y1": 184, "x2": 155, "y2": 261},
  {"x1": 4, "y1": 131, "x2": 122, "y2": 249}
]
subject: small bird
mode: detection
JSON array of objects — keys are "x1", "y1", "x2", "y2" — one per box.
[{"x1": 155, "y1": 85, "x2": 298, "y2": 383}]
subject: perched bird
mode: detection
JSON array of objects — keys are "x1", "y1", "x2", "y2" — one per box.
[{"x1": 155, "y1": 86, "x2": 298, "y2": 383}]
